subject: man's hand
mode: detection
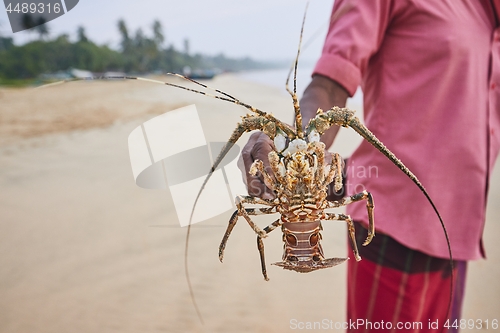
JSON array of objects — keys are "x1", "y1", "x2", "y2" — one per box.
[{"x1": 238, "y1": 131, "x2": 276, "y2": 199}]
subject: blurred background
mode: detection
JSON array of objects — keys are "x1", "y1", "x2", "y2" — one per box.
[
  {"x1": 0, "y1": 1, "x2": 499, "y2": 332},
  {"x1": 0, "y1": 0, "x2": 333, "y2": 87}
]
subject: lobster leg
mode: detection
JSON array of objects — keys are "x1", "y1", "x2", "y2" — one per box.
[
  {"x1": 307, "y1": 141, "x2": 343, "y2": 193},
  {"x1": 307, "y1": 141, "x2": 328, "y2": 185},
  {"x1": 325, "y1": 190, "x2": 375, "y2": 246},
  {"x1": 236, "y1": 195, "x2": 277, "y2": 206},
  {"x1": 249, "y1": 159, "x2": 277, "y2": 193},
  {"x1": 257, "y1": 219, "x2": 283, "y2": 281},
  {"x1": 324, "y1": 213, "x2": 361, "y2": 262},
  {"x1": 219, "y1": 196, "x2": 278, "y2": 262},
  {"x1": 331, "y1": 153, "x2": 343, "y2": 191},
  {"x1": 322, "y1": 152, "x2": 343, "y2": 190}
]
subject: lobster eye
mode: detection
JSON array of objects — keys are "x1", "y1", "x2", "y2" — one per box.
[
  {"x1": 285, "y1": 233, "x2": 298, "y2": 246},
  {"x1": 312, "y1": 255, "x2": 321, "y2": 262},
  {"x1": 287, "y1": 255, "x2": 298, "y2": 262},
  {"x1": 309, "y1": 233, "x2": 319, "y2": 246}
]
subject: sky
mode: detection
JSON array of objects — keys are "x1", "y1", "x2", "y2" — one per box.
[{"x1": 0, "y1": 0, "x2": 335, "y2": 64}]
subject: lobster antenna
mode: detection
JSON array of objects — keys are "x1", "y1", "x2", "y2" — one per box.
[
  {"x1": 346, "y1": 117, "x2": 454, "y2": 321},
  {"x1": 37, "y1": 75, "x2": 242, "y2": 103},
  {"x1": 184, "y1": 224, "x2": 204, "y2": 324},
  {"x1": 37, "y1": 75, "x2": 294, "y2": 137},
  {"x1": 285, "y1": 2, "x2": 309, "y2": 139},
  {"x1": 165, "y1": 72, "x2": 240, "y2": 102}
]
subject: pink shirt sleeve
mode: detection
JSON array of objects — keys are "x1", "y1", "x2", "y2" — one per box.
[{"x1": 313, "y1": 0, "x2": 393, "y2": 96}]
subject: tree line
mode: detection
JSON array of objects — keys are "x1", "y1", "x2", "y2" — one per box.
[{"x1": 0, "y1": 19, "x2": 277, "y2": 80}]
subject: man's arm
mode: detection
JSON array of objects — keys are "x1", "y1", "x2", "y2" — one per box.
[
  {"x1": 239, "y1": 75, "x2": 349, "y2": 198},
  {"x1": 301, "y1": 75, "x2": 349, "y2": 149}
]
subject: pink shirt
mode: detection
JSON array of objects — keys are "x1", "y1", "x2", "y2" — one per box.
[{"x1": 313, "y1": 0, "x2": 500, "y2": 260}]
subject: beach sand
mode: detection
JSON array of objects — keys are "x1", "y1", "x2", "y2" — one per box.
[{"x1": 0, "y1": 74, "x2": 498, "y2": 332}]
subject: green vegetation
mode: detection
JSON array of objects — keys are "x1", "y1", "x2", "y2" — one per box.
[
  {"x1": 0, "y1": 35, "x2": 123, "y2": 79},
  {"x1": 0, "y1": 19, "x2": 277, "y2": 84}
]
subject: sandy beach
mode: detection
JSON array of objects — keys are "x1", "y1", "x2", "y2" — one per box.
[{"x1": 0, "y1": 74, "x2": 499, "y2": 333}]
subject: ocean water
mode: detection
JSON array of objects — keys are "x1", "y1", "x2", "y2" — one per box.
[
  {"x1": 235, "y1": 66, "x2": 364, "y2": 108},
  {"x1": 235, "y1": 66, "x2": 314, "y2": 98}
]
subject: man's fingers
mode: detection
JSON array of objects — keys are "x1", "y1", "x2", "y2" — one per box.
[
  {"x1": 249, "y1": 135, "x2": 274, "y2": 179},
  {"x1": 248, "y1": 176, "x2": 275, "y2": 199},
  {"x1": 240, "y1": 132, "x2": 275, "y2": 198},
  {"x1": 238, "y1": 152, "x2": 269, "y2": 197}
]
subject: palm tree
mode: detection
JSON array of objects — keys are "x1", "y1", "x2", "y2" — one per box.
[
  {"x1": 152, "y1": 20, "x2": 164, "y2": 47},
  {"x1": 77, "y1": 26, "x2": 88, "y2": 43},
  {"x1": 117, "y1": 19, "x2": 130, "y2": 52},
  {"x1": 21, "y1": 13, "x2": 36, "y2": 30},
  {"x1": 35, "y1": 17, "x2": 49, "y2": 40},
  {"x1": 20, "y1": 14, "x2": 49, "y2": 40}
]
